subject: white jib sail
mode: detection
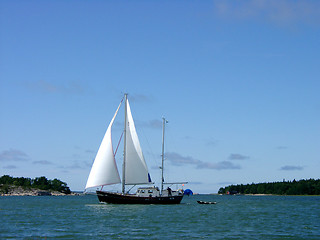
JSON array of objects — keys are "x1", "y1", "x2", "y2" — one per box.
[
  {"x1": 125, "y1": 99, "x2": 151, "y2": 184},
  {"x1": 85, "y1": 103, "x2": 122, "y2": 189}
]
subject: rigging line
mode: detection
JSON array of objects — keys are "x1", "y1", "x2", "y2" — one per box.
[
  {"x1": 141, "y1": 126, "x2": 158, "y2": 166},
  {"x1": 114, "y1": 131, "x2": 124, "y2": 157},
  {"x1": 120, "y1": 95, "x2": 125, "y2": 104}
]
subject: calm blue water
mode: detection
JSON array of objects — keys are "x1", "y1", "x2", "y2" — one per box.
[{"x1": 1, "y1": 194, "x2": 319, "y2": 239}]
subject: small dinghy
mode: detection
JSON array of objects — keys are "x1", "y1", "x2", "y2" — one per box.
[{"x1": 197, "y1": 200, "x2": 217, "y2": 204}]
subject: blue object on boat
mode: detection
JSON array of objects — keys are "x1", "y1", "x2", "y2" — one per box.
[{"x1": 184, "y1": 189, "x2": 193, "y2": 195}]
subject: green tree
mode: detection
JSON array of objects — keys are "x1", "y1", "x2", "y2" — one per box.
[
  {"x1": 32, "y1": 176, "x2": 50, "y2": 190},
  {"x1": 218, "y1": 179, "x2": 320, "y2": 195},
  {"x1": 49, "y1": 178, "x2": 71, "y2": 194},
  {"x1": 0, "y1": 175, "x2": 14, "y2": 184}
]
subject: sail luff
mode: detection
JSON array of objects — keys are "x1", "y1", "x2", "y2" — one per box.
[{"x1": 85, "y1": 102, "x2": 122, "y2": 189}]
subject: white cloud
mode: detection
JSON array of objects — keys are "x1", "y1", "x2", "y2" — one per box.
[
  {"x1": 0, "y1": 149, "x2": 29, "y2": 162},
  {"x1": 229, "y1": 153, "x2": 250, "y2": 160},
  {"x1": 199, "y1": 161, "x2": 241, "y2": 170},
  {"x1": 276, "y1": 146, "x2": 288, "y2": 150},
  {"x1": 62, "y1": 160, "x2": 90, "y2": 170},
  {"x1": 33, "y1": 160, "x2": 54, "y2": 165},
  {"x1": 205, "y1": 138, "x2": 218, "y2": 147},
  {"x1": 280, "y1": 165, "x2": 304, "y2": 171},
  {"x1": 213, "y1": 0, "x2": 320, "y2": 26},
  {"x1": 166, "y1": 152, "x2": 241, "y2": 170},
  {"x1": 25, "y1": 80, "x2": 87, "y2": 95},
  {"x1": 136, "y1": 119, "x2": 162, "y2": 129},
  {"x1": 129, "y1": 94, "x2": 154, "y2": 103},
  {"x1": 3, "y1": 165, "x2": 18, "y2": 169}
]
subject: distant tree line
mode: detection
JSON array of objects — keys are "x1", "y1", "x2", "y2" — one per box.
[
  {"x1": 218, "y1": 179, "x2": 320, "y2": 195},
  {"x1": 0, "y1": 175, "x2": 71, "y2": 194}
]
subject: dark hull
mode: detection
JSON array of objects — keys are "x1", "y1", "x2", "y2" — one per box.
[{"x1": 96, "y1": 191, "x2": 183, "y2": 204}]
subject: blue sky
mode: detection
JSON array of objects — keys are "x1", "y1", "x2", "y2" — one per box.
[{"x1": 1, "y1": 0, "x2": 319, "y2": 193}]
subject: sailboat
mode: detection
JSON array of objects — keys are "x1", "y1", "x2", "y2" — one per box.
[{"x1": 85, "y1": 94, "x2": 185, "y2": 204}]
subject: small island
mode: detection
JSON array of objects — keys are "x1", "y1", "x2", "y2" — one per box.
[
  {"x1": 0, "y1": 175, "x2": 72, "y2": 196},
  {"x1": 218, "y1": 178, "x2": 320, "y2": 195}
]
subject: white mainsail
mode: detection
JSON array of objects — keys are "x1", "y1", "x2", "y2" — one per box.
[
  {"x1": 85, "y1": 103, "x2": 122, "y2": 189},
  {"x1": 125, "y1": 99, "x2": 151, "y2": 185}
]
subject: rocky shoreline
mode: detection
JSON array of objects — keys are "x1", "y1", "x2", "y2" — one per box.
[{"x1": 0, "y1": 185, "x2": 79, "y2": 196}]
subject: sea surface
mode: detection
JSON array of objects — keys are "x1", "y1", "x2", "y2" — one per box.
[{"x1": 0, "y1": 194, "x2": 319, "y2": 239}]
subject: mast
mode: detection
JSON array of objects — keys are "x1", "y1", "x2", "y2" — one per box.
[
  {"x1": 161, "y1": 117, "x2": 166, "y2": 195},
  {"x1": 122, "y1": 93, "x2": 128, "y2": 194}
]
